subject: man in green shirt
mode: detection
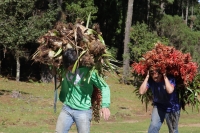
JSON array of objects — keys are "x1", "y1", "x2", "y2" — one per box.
[{"x1": 55, "y1": 48, "x2": 111, "y2": 133}]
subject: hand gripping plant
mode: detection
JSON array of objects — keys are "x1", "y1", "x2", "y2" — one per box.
[
  {"x1": 132, "y1": 42, "x2": 200, "y2": 112},
  {"x1": 32, "y1": 18, "x2": 118, "y2": 122}
]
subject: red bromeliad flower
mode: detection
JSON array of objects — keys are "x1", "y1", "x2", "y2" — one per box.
[{"x1": 132, "y1": 42, "x2": 198, "y2": 86}]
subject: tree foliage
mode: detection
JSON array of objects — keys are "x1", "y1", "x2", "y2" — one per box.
[
  {"x1": 129, "y1": 22, "x2": 169, "y2": 62},
  {"x1": 0, "y1": 0, "x2": 57, "y2": 51},
  {"x1": 65, "y1": 0, "x2": 98, "y2": 23},
  {"x1": 94, "y1": 0, "x2": 127, "y2": 60},
  {"x1": 0, "y1": 0, "x2": 58, "y2": 80},
  {"x1": 157, "y1": 15, "x2": 200, "y2": 65},
  {"x1": 0, "y1": 0, "x2": 200, "y2": 81},
  {"x1": 193, "y1": 3, "x2": 200, "y2": 31}
]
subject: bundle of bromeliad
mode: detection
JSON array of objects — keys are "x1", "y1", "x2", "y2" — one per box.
[
  {"x1": 32, "y1": 21, "x2": 118, "y2": 122},
  {"x1": 132, "y1": 42, "x2": 200, "y2": 112}
]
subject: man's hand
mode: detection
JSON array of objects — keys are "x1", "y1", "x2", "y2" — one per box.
[
  {"x1": 100, "y1": 108, "x2": 110, "y2": 120},
  {"x1": 146, "y1": 71, "x2": 149, "y2": 78},
  {"x1": 139, "y1": 71, "x2": 149, "y2": 95},
  {"x1": 163, "y1": 73, "x2": 166, "y2": 77}
]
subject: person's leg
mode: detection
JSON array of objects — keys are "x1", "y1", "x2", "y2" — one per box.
[
  {"x1": 55, "y1": 105, "x2": 74, "y2": 133},
  {"x1": 73, "y1": 108, "x2": 92, "y2": 133},
  {"x1": 165, "y1": 110, "x2": 180, "y2": 133},
  {"x1": 148, "y1": 107, "x2": 165, "y2": 133}
]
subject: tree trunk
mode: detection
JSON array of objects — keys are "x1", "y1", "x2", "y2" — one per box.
[
  {"x1": 181, "y1": 0, "x2": 184, "y2": 19},
  {"x1": 147, "y1": 0, "x2": 150, "y2": 26},
  {"x1": 185, "y1": 0, "x2": 189, "y2": 25},
  {"x1": 0, "y1": 49, "x2": 1, "y2": 75},
  {"x1": 0, "y1": 55, "x2": 1, "y2": 75},
  {"x1": 190, "y1": 1, "x2": 194, "y2": 30},
  {"x1": 40, "y1": 64, "x2": 54, "y2": 83},
  {"x1": 122, "y1": 0, "x2": 134, "y2": 84},
  {"x1": 49, "y1": 0, "x2": 65, "y2": 21},
  {"x1": 57, "y1": 0, "x2": 66, "y2": 21},
  {"x1": 16, "y1": 55, "x2": 20, "y2": 81},
  {"x1": 160, "y1": 0, "x2": 165, "y2": 14}
]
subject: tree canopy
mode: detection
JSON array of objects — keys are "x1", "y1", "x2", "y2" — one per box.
[{"x1": 0, "y1": 0, "x2": 200, "y2": 81}]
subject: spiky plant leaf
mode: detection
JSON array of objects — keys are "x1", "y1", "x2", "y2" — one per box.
[
  {"x1": 72, "y1": 50, "x2": 88, "y2": 73},
  {"x1": 98, "y1": 34, "x2": 105, "y2": 44},
  {"x1": 86, "y1": 12, "x2": 91, "y2": 28},
  {"x1": 54, "y1": 47, "x2": 62, "y2": 57},
  {"x1": 86, "y1": 29, "x2": 97, "y2": 35}
]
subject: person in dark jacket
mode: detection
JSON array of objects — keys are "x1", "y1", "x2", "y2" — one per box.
[{"x1": 139, "y1": 67, "x2": 181, "y2": 133}]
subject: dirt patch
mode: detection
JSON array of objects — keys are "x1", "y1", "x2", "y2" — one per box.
[
  {"x1": 43, "y1": 118, "x2": 57, "y2": 125},
  {"x1": 0, "y1": 94, "x2": 14, "y2": 105},
  {"x1": 23, "y1": 121, "x2": 37, "y2": 127}
]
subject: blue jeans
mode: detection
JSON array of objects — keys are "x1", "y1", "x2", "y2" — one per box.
[
  {"x1": 55, "y1": 104, "x2": 92, "y2": 133},
  {"x1": 148, "y1": 107, "x2": 180, "y2": 133}
]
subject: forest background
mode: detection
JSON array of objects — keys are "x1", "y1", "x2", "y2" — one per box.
[
  {"x1": 0, "y1": 0, "x2": 200, "y2": 132},
  {"x1": 0, "y1": 0, "x2": 200, "y2": 83}
]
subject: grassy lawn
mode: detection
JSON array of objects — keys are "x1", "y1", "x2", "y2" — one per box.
[{"x1": 0, "y1": 74, "x2": 200, "y2": 133}]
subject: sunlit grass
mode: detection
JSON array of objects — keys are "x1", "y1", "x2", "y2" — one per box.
[{"x1": 0, "y1": 75, "x2": 200, "y2": 133}]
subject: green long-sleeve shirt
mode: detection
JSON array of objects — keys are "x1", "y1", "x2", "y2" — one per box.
[{"x1": 59, "y1": 67, "x2": 110, "y2": 110}]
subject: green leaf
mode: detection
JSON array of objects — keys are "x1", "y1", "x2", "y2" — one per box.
[
  {"x1": 54, "y1": 47, "x2": 62, "y2": 57},
  {"x1": 98, "y1": 34, "x2": 105, "y2": 45},
  {"x1": 86, "y1": 29, "x2": 97, "y2": 35},
  {"x1": 88, "y1": 66, "x2": 95, "y2": 83},
  {"x1": 102, "y1": 53, "x2": 115, "y2": 59},
  {"x1": 72, "y1": 50, "x2": 88, "y2": 73},
  {"x1": 86, "y1": 12, "x2": 91, "y2": 28}
]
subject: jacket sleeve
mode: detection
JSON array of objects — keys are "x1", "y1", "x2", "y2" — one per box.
[
  {"x1": 59, "y1": 71, "x2": 69, "y2": 103},
  {"x1": 90, "y1": 71, "x2": 110, "y2": 108},
  {"x1": 169, "y1": 76, "x2": 176, "y2": 86}
]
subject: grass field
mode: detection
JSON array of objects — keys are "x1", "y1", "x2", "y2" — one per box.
[{"x1": 0, "y1": 74, "x2": 200, "y2": 133}]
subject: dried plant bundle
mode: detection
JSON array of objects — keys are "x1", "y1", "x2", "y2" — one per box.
[{"x1": 32, "y1": 21, "x2": 118, "y2": 122}]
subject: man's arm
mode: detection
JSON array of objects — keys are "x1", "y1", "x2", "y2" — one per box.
[
  {"x1": 91, "y1": 71, "x2": 111, "y2": 120},
  {"x1": 163, "y1": 74, "x2": 175, "y2": 94},
  {"x1": 139, "y1": 72, "x2": 149, "y2": 95}
]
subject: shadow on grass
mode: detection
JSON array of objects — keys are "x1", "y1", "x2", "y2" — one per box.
[
  {"x1": 0, "y1": 89, "x2": 12, "y2": 95},
  {"x1": 0, "y1": 89, "x2": 30, "y2": 96}
]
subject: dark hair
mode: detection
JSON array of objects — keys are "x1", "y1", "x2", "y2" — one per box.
[{"x1": 62, "y1": 48, "x2": 78, "y2": 69}]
